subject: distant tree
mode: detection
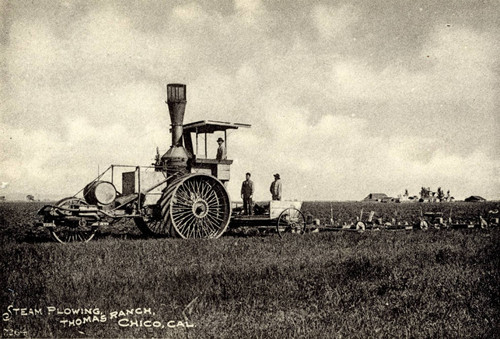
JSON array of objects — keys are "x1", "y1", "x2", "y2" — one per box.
[
  {"x1": 26, "y1": 194, "x2": 35, "y2": 201},
  {"x1": 437, "y1": 187, "x2": 444, "y2": 201},
  {"x1": 420, "y1": 187, "x2": 430, "y2": 199}
]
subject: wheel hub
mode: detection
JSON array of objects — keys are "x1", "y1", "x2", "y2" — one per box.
[{"x1": 192, "y1": 198, "x2": 209, "y2": 218}]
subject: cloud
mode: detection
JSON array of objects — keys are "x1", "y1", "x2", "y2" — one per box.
[
  {"x1": 333, "y1": 26, "x2": 498, "y2": 104},
  {"x1": 234, "y1": 0, "x2": 266, "y2": 25},
  {"x1": 311, "y1": 4, "x2": 358, "y2": 40},
  {"x1": 235, "y1": 0, "x2": 263, "y2": 13},
  {"x1": 329, "y1": 25, "x2": 499, "y2": 158},
  {"x1": 172, "y1": 2, "x2": 210, "y2": 23},
  {"x1": 223, "y1": 76, "x2": 496, "y2": 200},
  {"x1": 1, "y1": 1, "x2": 498, "y2": 201}
]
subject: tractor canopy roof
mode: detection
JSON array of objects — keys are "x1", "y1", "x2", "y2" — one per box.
[{"x1": 182, "y1": 120, "x2": 251, "y2": 134}]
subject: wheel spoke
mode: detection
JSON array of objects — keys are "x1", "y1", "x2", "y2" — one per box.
[
  {"x1": 137, "y1": 174, "x2": 229, "y2": 239},
  {"x1": 203, "y1": 217, "x2": 219, "y2": 236},
  {"x1": 206, "y1": 191, "x2": 219, "y2": 205},
  {"x1": 194, "y1": 180, "x2": 202, "y2": 198},
  {"x1": 206, "y1": 210, "x2": 223, "y2": 221},
  {"x1": 170, "y1": 175, "x2": 229, "y2": 239},
  {"x1": 199, "y1": 181, "x2": 210, "y2": 199},
  {"x1": 200, "y1": 220, "x2": 209, "y2": 237},
  {"x1": 50, "y1": 198, "x2": 98, "y2": 243},
  {"x1": 172, "y1": 208, "x2": 194, "y2": 219},
  {"x1": 173, "y1": 211, "x2": 196, "y2": 226},
  {"x1": 199, "y1": 219, "x2": 210, "y2": 237},
  {"x1": 277, "y1": 208, "x2": 305, "y2": 238},
  {"x1": 178, "y1": 214, "x2": 197, "y2": 233}
]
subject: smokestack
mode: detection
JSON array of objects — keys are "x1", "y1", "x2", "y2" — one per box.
[
  {"x1": 159, "y1": 83, "x2": 190, "y2": 174},
  {"x1": 167, "y1": 84, "x2": 186, "y2": 146}
]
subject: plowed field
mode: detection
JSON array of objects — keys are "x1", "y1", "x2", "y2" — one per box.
[{"x1": 1, "y1": 201, "x2": 498, "y2": 338}]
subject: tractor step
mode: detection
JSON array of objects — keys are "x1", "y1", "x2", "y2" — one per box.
[
  {"x1": 36, "y1": 221, "x2": 108, "y2": 228},
  {"x1": 38, "y1": 222, "x2": 56, "y2": 228},
  {"x1": 90, "y1": 222, "x2": 109, "y2": 227}
]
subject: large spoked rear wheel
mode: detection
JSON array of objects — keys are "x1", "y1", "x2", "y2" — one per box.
[
  {"x1": 134, "y1": 211, "x2": 167, "y2": 237},
  {"x1": 134, "y1": 195, "x2": 171, "y2": 236},
  {"x1": 136, "y1": 174, "x2": 231, "y2": 239},
  {"x1": 276, "y1": 207, "x2": 306, "y2": 238},
  {"x1": 169, "y1": 174, "x2": 231, "y2": 238},
  {"x1": 50, "y1": 197, "x2": 98, "y2": 244}
]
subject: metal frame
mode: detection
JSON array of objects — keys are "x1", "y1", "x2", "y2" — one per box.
[
  {"x1": 182, "y1": 120, "x2": 250, "y2": 160},
  {"x1": 70, "y1": 164, "x2": 165, "y2": 218}
]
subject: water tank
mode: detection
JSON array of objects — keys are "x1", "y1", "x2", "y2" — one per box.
[{"x1": 83, "y1": 181, "x2": 117, "y2": 205}]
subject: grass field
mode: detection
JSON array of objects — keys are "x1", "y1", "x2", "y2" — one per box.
[{"x1": 1, "y1": 202, "x2": 499, "y2": 338}]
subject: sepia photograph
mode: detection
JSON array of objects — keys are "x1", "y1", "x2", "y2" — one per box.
[{"x1": 1, "y1": 0, "x2": 499, "y2": 338}]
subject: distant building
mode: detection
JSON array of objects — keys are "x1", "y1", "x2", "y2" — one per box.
[
  {"x1": 398, "y1": 189, "x2": 419, "y2": 203},
  {"x1": 381, "y1": 196, "x2": 400, "y2": 203},
  {"x1": 464, "y1": 196, "x2": 486, "y2": 202},
  {"x1": 363, "y1": 193, "x2": 389, "y2": 202}
]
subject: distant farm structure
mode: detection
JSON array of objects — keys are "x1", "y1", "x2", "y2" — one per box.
[
  {"x1": 419, "y1": 187, "x2": 454, "y2": 203},
  {"x1": 398, "y1": 189, "x2": 419, "y2": 203},
  {"x1": 363, "y1": 193, "x2": 391, "y2": 202},
  {"x1": 363, "y1": 188, "x2": 456, "y2": 203},
  {"x1": 465, "y1": 196, "x2": 486, "y2": 202}
]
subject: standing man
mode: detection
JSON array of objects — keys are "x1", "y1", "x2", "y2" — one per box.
[
  {"x1": 216, "y1": 137, "x2": 226, "y2": 161},
  {"x1": 270, "y1": 173, "x2": 282, "y2": 201},
  {"x1": 241, "y1": 172, "x2": 254, "y2": 215}
]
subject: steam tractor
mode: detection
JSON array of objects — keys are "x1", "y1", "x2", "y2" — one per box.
[{"x1": 37, "y1": 84, "x2": 255, "y2": 242}]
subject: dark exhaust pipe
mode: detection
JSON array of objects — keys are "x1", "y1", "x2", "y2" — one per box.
[
  {"x1": 160, "y1": 84, "x2": 190, "y2": 173},
  {"x1": 167, "y1": 84, "x2": 186, "y2": 147}
]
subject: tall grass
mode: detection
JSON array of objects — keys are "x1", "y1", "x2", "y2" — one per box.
[{"x1": 1, "y1": 220, "x2": 498, "y2": 338}]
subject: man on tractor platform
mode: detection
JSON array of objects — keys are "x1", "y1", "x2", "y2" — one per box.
[
  {"x1": 216, "y1": 137, "x2": 226, "y2": 161},
  {"x1": 241, "y1": 172, "x2": 254, "y2": 215},
  {"x1": 270, "y1": 173, "x2": 282, "y2": 201}
]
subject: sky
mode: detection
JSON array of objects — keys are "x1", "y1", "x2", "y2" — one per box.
[{"x1": 1, "y1": 0, "x2": 499, "y2": 201}]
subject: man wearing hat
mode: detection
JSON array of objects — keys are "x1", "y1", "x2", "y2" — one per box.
[
  {"x1": 270, "y1": 173, "x2": 282, "y2": 201},
  {"x1": 216, "y1": 137, "x2": 226, "y2": 161},
  {"x1": 241, "y1": 172, "x2": 254, "y2": 215}
]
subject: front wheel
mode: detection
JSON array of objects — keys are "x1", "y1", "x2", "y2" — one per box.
[
  {"x1": 50, "y1": 197, "x2": 98, "y2": 243},
  {"x1": 276, "y1": 208, "x2": 306, "y2": 238}
]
